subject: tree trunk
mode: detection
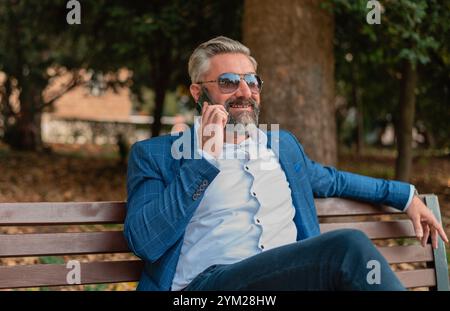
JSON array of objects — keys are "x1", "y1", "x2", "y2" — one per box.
[
  {"x1": 0, "y1": 76, "x2": 13, "y2": 131},
  {"x1": 243, "y1": 0, "x2": 336, "y2": 165},
  {"x1": 351, "y1": 62, "x2": 364, "y2": 154},
  {"x1": 4, "y1": 113, "x2": 43, "y2": 151},
  {"x1": 150, "y1": 36, "x2": 171, "y2": 138},
  {"x1": 3, "y1": 3, "x2": 43, "y2": 151},
  {"x1": 395, "y1": 61, "x2": 417, "y2": 182},
  {"x1": 355, "y1": 94, "x2": 364, "y2": 154},
  {"x1": 5, "y1": 80, "x2": 43, "y2": 151},
  {"x1": 151, "y1": 79, "x2": 167, "y2": 137}
]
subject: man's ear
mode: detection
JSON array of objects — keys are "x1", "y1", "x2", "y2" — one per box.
[{"x1": 190, "y1": 84, "x2": 201, "y2": 103}]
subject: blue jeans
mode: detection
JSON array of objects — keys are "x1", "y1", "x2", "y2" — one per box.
[{"x1": 183, "y1": 229, "x2": 405, "y2": 291}]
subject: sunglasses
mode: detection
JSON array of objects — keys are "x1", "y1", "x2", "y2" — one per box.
[{"x1": 196, "y1": 73, "x2": 263, "y2": 94}]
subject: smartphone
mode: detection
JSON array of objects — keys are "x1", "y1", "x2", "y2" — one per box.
[{"x1": 196, "y1": 87, "x2": 213, "y2": 114}]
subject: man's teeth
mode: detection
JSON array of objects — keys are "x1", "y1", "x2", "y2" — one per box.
[{"x1": 231, "y1": 104, "x2": 250, "y2": 108}]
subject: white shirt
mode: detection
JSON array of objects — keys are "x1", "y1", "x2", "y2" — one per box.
[{"x1": 171, "y1": 119, "x2": 297, "y2": 290}]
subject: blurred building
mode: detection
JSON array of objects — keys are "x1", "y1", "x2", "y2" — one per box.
[{"x1": 42, "y1": 70, "x2": 189, "y2": 145}]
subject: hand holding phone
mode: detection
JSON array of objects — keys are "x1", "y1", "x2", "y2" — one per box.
[
  {"x1": 196, "y1": 87, "x2": 213, "y2": 113},
  {"x1": 196, "y1": 87, "x2": 228, "y2": 159}
]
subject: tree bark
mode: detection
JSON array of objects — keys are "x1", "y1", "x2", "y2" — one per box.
[
  {"x1": 2, "y1": 3, "x2": 44, "y2": 151},
  {"x1": 395, "y1": 61, "x2": 417, "y2": 182},
  {"x1": 151, "y1": 78, "x2": 167, "y2": 138},
  {"x1": 4, "y1": 80, "x2": 44, "y2": 151},
  {"x1": 150, "y1": 35, "x2": 171, "y2": 138},
  {"x1": 243, "y1": 0, "x2": 336, "y2": 165},
  {"x1": 351, "y1": 62, "x2": 364, "y2": 154},
  {"x1": 0, "y1": 76, "x2": 14, "y2": 129}
]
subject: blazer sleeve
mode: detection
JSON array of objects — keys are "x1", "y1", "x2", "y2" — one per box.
[
  {"x1": 285, "y1": 131, "x2": 412, "y2": 211},
  {"x1": 124, "y1": 141, "x2": 220, "y2": 263}
]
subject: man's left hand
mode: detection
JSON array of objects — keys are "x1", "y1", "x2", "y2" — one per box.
[{"x1": 406, "y1": 195, "x2": 449, "y2": 248}]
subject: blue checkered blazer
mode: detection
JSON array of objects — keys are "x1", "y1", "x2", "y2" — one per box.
[{"x1": 125, "y1": 127, "x2": 411, "y2": 291}]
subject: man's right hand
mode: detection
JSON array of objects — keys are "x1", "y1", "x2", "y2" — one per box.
[{"x1": 198, "y1": 102, "x2": 228, "y2": 159}]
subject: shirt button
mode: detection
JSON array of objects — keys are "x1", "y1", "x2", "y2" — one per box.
[
  {"x1": 260, "y1": 244, "x2": 265, "y2": 250},
  {"x1": 244, "y1": 166, "x2": 249, "y2": 171},
  {"x1": 256, "y1": 219, "x2": 260, "y2": 224},
  {"x1": 252, "y1": 192, "x2": 256, "y2": 197}
]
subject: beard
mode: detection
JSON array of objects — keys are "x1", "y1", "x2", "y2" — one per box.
[{"x1": 224, "y1": 98, "x2": 260, "y2": 129}]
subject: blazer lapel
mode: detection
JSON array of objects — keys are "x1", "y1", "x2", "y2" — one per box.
[
  {"x1": 267, "y1": 132, "x2": 298, "y2": 190},
  {"x1": 267, "y1": 131, "x2": 307, "y2": 238}
]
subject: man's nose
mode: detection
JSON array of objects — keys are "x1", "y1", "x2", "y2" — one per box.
[{"x1": 234, "y1": 78, "x2": 252, "y2": 98}]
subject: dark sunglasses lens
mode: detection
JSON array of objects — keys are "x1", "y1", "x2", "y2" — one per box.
[
  {"x1": 244, "y1": 74, "x2": 262, "y2": 93},
  {"x1": 218, "y1": 73, "x2": 240, "y2": 93}
]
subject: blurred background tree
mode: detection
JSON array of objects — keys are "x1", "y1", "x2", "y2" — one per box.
[
  {"x1": 0, "y1": 0, "x2": 449, "y2": 182},
  {"x1": 244, "y1": 0, "x2": 337, "y2": 166},
  {"x1": 80, "y1": 0, "x2": 243, "y2": 137},
  {"x1": 333, "y1": 0, "x2": 450, "y2": 181},
  {"x1": 0, "y1": 0, "x2": 243, "y2": 150},
  {"x1": 0, "y1": 1, "x2": 88, "y2": 150}
]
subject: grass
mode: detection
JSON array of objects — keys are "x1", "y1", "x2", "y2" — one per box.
[{"x1": 39, "y1": 256, "x2": 65, "y2": 265}]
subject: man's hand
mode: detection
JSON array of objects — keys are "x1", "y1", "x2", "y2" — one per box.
[
  {"x1": 406, "y1": 195, "x2": 449, "y2": 248},
  {"x1": 198, "y1": 102, "x2": 228, "y2": 159}
]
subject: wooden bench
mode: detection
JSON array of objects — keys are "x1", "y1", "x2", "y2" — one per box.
[{"x1": 0, "y1": 195, "x2": 448, "y2": 290}]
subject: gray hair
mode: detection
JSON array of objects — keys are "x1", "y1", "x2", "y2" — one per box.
[{"x1": 188, "y1": 36, "x2": 258, "y2": 83}]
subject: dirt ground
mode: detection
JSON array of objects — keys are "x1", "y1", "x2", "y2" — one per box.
[{"x1": 0, "y1": 143, "x2": 449, "y2": 290}]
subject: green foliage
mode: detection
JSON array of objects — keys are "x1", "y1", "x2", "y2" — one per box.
[
  {"x1": 84, "y1": 283, "x2": 108, "y2": 291},
  {"x1": 331, "y1": 0, "x2": 450, "y2": 148},
  {"x1": 0, "y1": 1, "x2": 244, "y2": 147},
  {"x1": 0, "y1": 1, "x2": 94, "y2": 80},
  {"x1": 77, "y1": 0, "x2": 243, "y2": 110},
  {"x1": 39, "y1": 256, "x2": 65, "y2": 265}
]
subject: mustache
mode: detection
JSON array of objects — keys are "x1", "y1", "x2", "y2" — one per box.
[{"x1": 224, "y1": 98, "x2": 258, "y2": 112}]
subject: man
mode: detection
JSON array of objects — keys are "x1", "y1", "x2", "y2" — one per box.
[{"x1": 125, "y1": 36, "x2": 448, "y2": 291}]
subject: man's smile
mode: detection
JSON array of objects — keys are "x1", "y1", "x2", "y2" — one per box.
[{"x1": 229, "y1": 103, "x2": 253, "y2": 111}]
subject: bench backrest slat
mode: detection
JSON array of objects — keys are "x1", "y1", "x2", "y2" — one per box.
[
  {"x1": 0, "y1": 202, "x2": 125, "y2": 225},
  {"x1": 0, "y1": 262, "x2": 436, "y2": 290},
  {"x1": 0, "y1": 232, "x2": 129, "y2": 257},
  {"x1": 315, "y1": 198, "x2": 400, "y2": 216},
  {"x1": 0, "y1": 261, "x2": 144, "y2": 289},
  {"x1": 320, "y1": 220, "x2": 415, "y2": 239},
  {"x1": 378, "y1": 245, "x2": 433, "y2": 264},
  {"x1": 397, "y1": 269, "x2": 436, "y2": 288}
]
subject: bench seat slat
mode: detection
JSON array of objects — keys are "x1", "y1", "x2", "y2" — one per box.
[
  {"x1": 378, "y1": 245, "x2": 434, "y2": 264},
  {"x1": 0, "y1": 232, "x2": 130, "y2": 257},
  {"x1": 397, "y1": 269, "x2": 437, "y2": 288},
  {"x1": 0, "y1": 260, "x2": 144, "y2": 289},
  {"x1": 320, "y1": 220, "x2": 415, "y2": 239},
  {"x1": 316, "y1": 198, "x2": 400, "y2": 216},
  {"x1": 0, "y1": 202, "x2": 126, "y2": 225}
]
